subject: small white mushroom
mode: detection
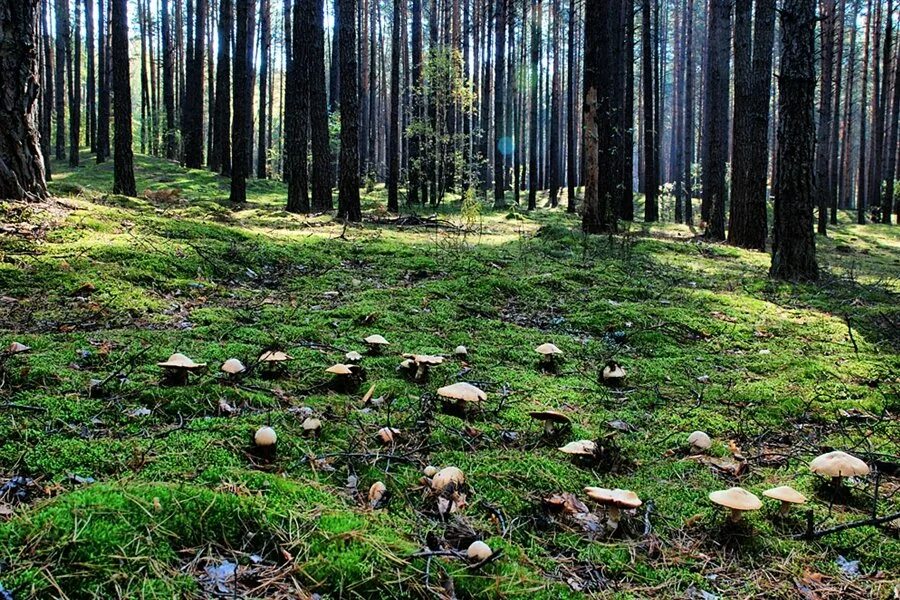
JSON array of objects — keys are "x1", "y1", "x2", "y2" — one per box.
[
  {"x1": 467, "y1": 540, "x2": 492, "y2": 561},
  {"x1": 687, "y1": 430, "x2": 712, "y2": 452},
  {"x1": 254, "y1": 426, "x2": 277, "y2": 447}
]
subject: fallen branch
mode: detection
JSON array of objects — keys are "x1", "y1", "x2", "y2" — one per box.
[{"x1": 798, "y1": 508, "x2": 900, "y2": 540}]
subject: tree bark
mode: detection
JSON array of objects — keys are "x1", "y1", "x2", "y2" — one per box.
[
  {"x1": 310, "y1": 0, "x2": 333, "y2": 211},
  {"x1": 856, "y1": 0, "x2": 874, "y2": 224},
  {"x1": 211, "y1": 0, "x2": 230, "y2": 173},
  {"x1": 85, "y1": 0, "x2": 95, "y2": 153},
  {"x1": 0, "y1": 0, "x2": 48, "y2": 201},
  {"x1": 493, "y1": 0, "x2": 507, "y2": 206},
  {"x1": 387, "y1": 0, "x2": 401, "y2": 211},
  {"x1": 682, "y1": 0, "x2": 694, "y2": 224},
  {"x1": 96, "y1": 0, "x2": 109, "y2": 162},
  {"x1": 815, "y1": 0, "x2": 835, "y2": 234},
  {"x1": 54, "y1": 0, "x2": 69, "y2": 161},
  {"x1": 642, "y1": 0, "x2": 658, "y2": 222},
  {"x1": 184, "y1": 0, "x2": 206, "y2": 167},
  {"x1": 286, "y1": 0, "x2": 310, "y2": 212},
  {"x1": 770, "y1": 0, "x2": 818, "y2": 282},
  {"x1": 337, "y1": 0, "x2": 361, "y2": 220},
  {"x1": 257, "y1": 0, "x2": 270, "y2": 178},
  {"x1": 230, "y1": 0, "x2": 253, "y2": 203},
  {"x1": 565, "y1": 0, "x2": 577, "y2": 212},
  {"x1": 40, "y1": 0, "x2": 53, "y2": 177},
  {"x1": 111, "y1": 0, "x2": 135, "y2": 195},
  {"x1": 701, "y1": 0, "x2": 731, "y2": 239},
  {"x1": 527, "y1": 0, "x2": 541, "y2": 210}
]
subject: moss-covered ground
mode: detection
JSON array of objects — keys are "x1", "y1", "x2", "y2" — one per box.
[{"x1": 0, "y1": 153, "x2": 898, "y2": 598}]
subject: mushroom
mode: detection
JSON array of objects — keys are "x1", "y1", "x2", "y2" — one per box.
[
  {"x1": 810, "y1": 450, "x2": 870, "y2": 489},
  {"x1": 762, "y1": 486, "x2": 807, "y2": 515},
  {"x1": 325, "y1": 363, "x2": 361, "y2": 391},
  {"x1": 221, "y1": 358, "x2": 246, "y2": 377},
  {"x1": 302, "y1": 417, "x2": 322, "y2": 438},
  {"x1": 687, "y1": 430, "x2": 712, "y2": 452},
  {"x1": 364, "y1": 334, "x2": 390, "y2": 354},
  {"x1": 254, "y1": 426, "x2": 277, "y2": 460},
  {"x1": 5, "y1": 342, "x2": 30, "y2": 354},
  {"x1": 535, "y1": 343, "x2": 563, "y2": 370},
  {"x1": 528, "y1": 410, "x2": 571, "y2": 435},
  {"x1": 423, "y1": 465, "x2": 438, "y2": 478},
  {"x1": 157, "y1": 353, "x2": 206, "y2": 385},
  {"x1": 259, "y1": 350, "x2": 293, "y2": 363},
  {"x1": 376, "y1": 426, "x2": 401, "y2": 444},
  {"x1": 254, "y1": 426, "x2": 277, "y2": 447},
  {"x1": 431, "y1": 466, "x2": 465, "y2": 492},
  {"x1": 369, "y1": 481, "x2": 387, "y2": 507},
  {"x1": 558, "y1": 440, "x2": 597, "y2": 456},
  {"x1": 402, "y1": 353, "x2": 444, "y2": 382},
  {"x1": 436, "y1": 382, "x2": 487, "y2": 404},
  {"x1": 584, "y1": 487, "x2": 642, "y2": 525},
  {"x1": 345, "y1": 350, "x2": 363, "y2": 364},
  {"x1": 602, "y1": 361, "x2": 626, "y2": 387},
  {"x1": 709, "y1": 487, "x2": 762, "y2": 523},
  {"x1": 467, "y1": 540, "x2": 492, "y2": 561},
  {"x1": 454, "y1": 345, "x2": 468, "y2": 358}
]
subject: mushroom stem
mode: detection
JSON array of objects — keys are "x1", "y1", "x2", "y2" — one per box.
[
  {"x1": 778, "y1": 501, "x2": 791, "y2": 516},
  {"x1": 415, "y1": 364, "x2": 428, "y2": 382},
  {"x1": 543, "y1": 421, "x2": 555, "y2": 436},
  {"x1": 831, "y1": 476, "x2": 842, "y2": 489},
  {"x1": 608, "y1": 507, "x2": 621, "y2": 523},
  {"x1": 729, "y1": 508, "x2": 743, "y2": 523}
]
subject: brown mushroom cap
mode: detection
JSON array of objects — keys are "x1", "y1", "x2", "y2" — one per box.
[
  {"x1": 687, "y1": 430, "x2": 712, "y2": 450},
  {"x1": 376, "y1": 427, "x2": 400, "y2": 443},
  {"x1": 809, "y1": 450, "x2": 870, "y2": 478},
  {"x1": 602, "y1": 363, "x2": 626, "y2": 381},
  {"x1": 558, "y1": 440, "x2": 597, "y2": 455},
  {"x1": 436, "y1": 382, "x2": 487, "y2": 403},
  {"x1": 259, "y1": 350, "x2": 292, "y2": 362},
  {"x1": 157, "y1": 353, "x2": 206, "y2": 370},
  {"x1": 762, "y1": 486, "x2": 807, "y2": 505},
  {"x1": 432, "y1": 466, "x2": 465, "y2": 491},
  {"x1": 254, "y1": 426, "x2": 277, "y2": 446},
  {"x1": 535, "y1": 343, "x2": 563, "y2": 356},
  {"x1": 221, "y1": 358, "x2": 246, "y2": 374},
  {"x1": 403, "y1": 353, "x2": 445, "y2": 366},
  {"x1": 709, "y1": 487, "x2": 762, "y2": 512},
  {"x1": 584, "y1": 487, "x2": 642, "y2": 509},
  {"x1": 364, "y1": 334, "x2": 390, "y2": 346},
  {"x1": 369, "y1": 481, "x2": 387, "y2": 505},
  {"x1": 528, "y1": 410, "x2": 571, "y2": 424},
  {"x1": 325, "y1": 363, "x2": 354, "y2": 375},
  {"x1": 6, "y1": 342, "x2": 30, "y2": 354}
]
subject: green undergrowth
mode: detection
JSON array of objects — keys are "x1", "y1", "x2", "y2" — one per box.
[{"x1": 0, "y1": 153, "x2": 898, "y2": 598}]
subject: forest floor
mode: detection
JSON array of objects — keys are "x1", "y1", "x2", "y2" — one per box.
[{"x1": 0, "y1": 153, "x2": 898, "y2": 599}]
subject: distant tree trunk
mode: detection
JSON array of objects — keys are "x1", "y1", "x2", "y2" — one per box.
[
  {"x1": 622, "y1": 0, "x2": 635, "y2": 219},
  {"x1": 829, "y1": 0, "x2": 845, "y2": 224},
  {"x1": 162, "y1": 0, "x2": 176, "y2": 159},
  {"x1": 184, "y1": 0, "x2": 206, "y2": 167},
  {"x1": 139, "y1": 0, "x2": 150, "y2": 154},
  {"x1": 86, "y1": 0, "x2": 95, "y2": 153},
  {"x1": 257, "y1": 0, "x2": 270, "y2": 178},
  {"x1": 111, "y1": 0, "x2": 135, "y2": 195},
  {"x1": 682, "y1": 0, "x2": 694, "y2": 224},
  {"x1": 527, "y1": 0, "x2": 541, "y2": 210},
  {"x1": 770, "y1": 0, "x2": 817, "y2": 281},
  {"x1": 869, "y1": 0, "x2": 888, "y2": 221},
  {"x1": 0, "y1": 0, "x2": 48, "y2": 201},
  {"x1": 547, "y1": 0, "x2": 561, "y2": 207},
  {"x1": 702, "y1": 0, "x2": 731, "y2": 239},
  {"x1": 673, "y1": 0, "x2": 686, "y2": 223},
  {"x1": 642, "y1": 0, "x2": 658, "y2": 222},
  {"x1": 387, "y1": 0, "x2": 401, "y2": 211},
  {"x1": 40, "y1": 0, "x2": 53, "y2": 177},
  {"x1": 205, "y1": 3, "x2": 214, "y2": 163},
  {"x1": 337, "y1": 0, "x2": 361, "y2": 220},
  {"x1": 310, "y1": 0, "x2": 333, "y2": 211},
  {"x1": 286, "y1": 0, "x2": 310, "y2": 212},
  {"x1": 329, "y1": 0, "x2": 340, "y2": 111},
  {"x1": 211, "y1": 0, "x2": 230, "y2": 173},
  {"x1": 729, "y1": 0, "x2": 775, "y2": 250},
  {"x1": 565, "y1": 0, "x2": 577, "y2": 212},
  {"x1": 493, "y1": 0, "x2": 507, "y2": 206},
  {"x1": 582, "y1": 0, "x2": 622, "y2": 233},
  {"x1": 837, "y1": 0, "x2": 859, "y2": 210},
  {"x1": 856, "y1": 0, "x2": 873, "y2": 224},
  {"x1": 815, "y1": 0, "x2": 835, "y2": 234},
  {"x1": 54, "y1": 0, "x2": 69, "y2": 161},
  {"x1": 883, "y1": 16, "x2": 900, "y2": 225},
  {"x1": 96, "y1": 0, "x2": 109, "y2": 162},
  {"x1": 230, "y1": 0, "x2": 253, "y2": 203},
  {"x1": 409, "y1": 0, "x2": 423, "y2": 204}
]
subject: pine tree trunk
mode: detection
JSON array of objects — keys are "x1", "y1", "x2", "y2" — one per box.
[
  {"x1": 815, "y1": 0, "x2": 835, "y2": 234},
  {"x1": 642, "y1": 0, "x2": 658, "y2": 222},
  {"x1": 527, "y1": 0, "x2": 541, "y2": 210},
  {"x1": 96, "y1": 0, "x2": 109, "y2": 162},
  {"x1": 230, "y1": 0, "x2": 253, "y2": 203},
  {"x1": 337, "y1": 0, "x2": 361, "y2": 220},
  {"x1": 329, "y1": 0, "x2": 340, "y2": 111},
  {"x1": 770, "y1": 0, "x2": 818, "y2": 281},
  {"x1": 829, "y1": 0, "x2": 845, "y2": 224},
  {"x1": 868, "y1": 0, "x2": 887, "y2": 221},
  {"x1": 882, "y1": 7, "x2": 900, "y2": 225},
  {"x1": 837, "y1": 0, "x2": 859, "y2": 210},
  {"x1": 683, "y1": 0, "x2": 694, "y2": 224},
  {"x1": 286, "y1": 0, "x2": 310, "y2": 212},
  {"x1": 728, "y1": 0, "x2": 775, "y2": 250},
  {"x1": 702, "y1": 0, "x2": 730, "y2": 239},
  {"x1": 622, "y1": 0, "x2": 635, "y2": 219},
  {"x1": 565, "y1": 0, "x2": 577, "y2": 212},
  {"x1": 54, "y1": 0, "x2": 69, "y2": 160},
  {"x1": 256, "y1": 0, "x2": 270, "y2": 178},
  {"x1": 86, "y1": 0, "x2": 95, "y2": 153},
  {"x1": 184, "y1": 0, "x2": 206, "y2": 167},
  {"x1": 855, "y1": 0, "x2": 873, "y2": 224},
  {"x1": 111, "y1": 0, "x2": 135, "y2": 195},
  {"x1": 211, "y1": 0, "x2": 230, "y2": 173},
  {"x1": 40, "y1": 0, "x2": 53, "y2": 177},
  {"x1": 310, "y1": 0, "x2": 333, "y2": 211},
  {"x1": 387, "y1": 0, "x2": 401, "y2": 211},
  {"x1": 493, "y1": 0, "x2": 507, "y2": 206},
  {"x1": 0, "y1": 0, "x2": 48, "y2": 201}
]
